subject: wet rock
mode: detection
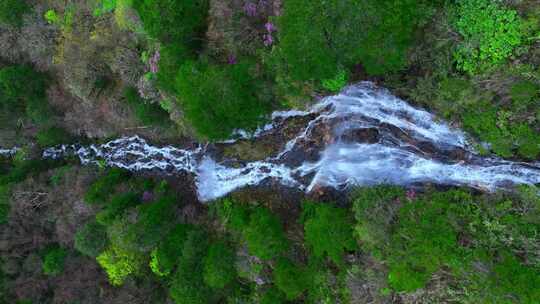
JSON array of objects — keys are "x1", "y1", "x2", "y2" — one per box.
[{"x1": 341, "y1": 128, "x2": 380, "y2": 144}]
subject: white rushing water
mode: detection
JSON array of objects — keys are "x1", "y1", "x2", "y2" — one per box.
[{"x1": 41, "y1": 82, "x2": 540, "y2": 201}]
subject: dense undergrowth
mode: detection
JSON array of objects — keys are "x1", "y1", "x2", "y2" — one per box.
[{"x1": 1, "y1": 163, "x2": 538, "y2": 303}]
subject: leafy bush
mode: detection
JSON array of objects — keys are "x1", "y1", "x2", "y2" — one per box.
[
  {"x1": 36, "y1": 127, "x2": 71, "y2": 147},
  {"x1": 0, "y1": 0, "x2": 30, "y2": 26},
  {"x1": 133, "y1": 0, "x2": 208, "y2": 47},
  {"x1": 0, "y1": 184, "x2": 11, "y2": 225},
  {"x1": 203, "y1": 242, "x2": 236, "y2": 289},
  {"x1": 260, "y1": 287, "x2": 286, "y2": 304},
  {"x1": 123, "y1": 87, "x2": 170, "y2": 126},
  {"x1": 84, "y1": 168, "x2": 130, "y2": 205},
  {"x1": 454, "y1": 0, "x2": 523, "y2": 74},
  {"x1": 74, "y1": 221, "x2": 109, "y2": 257},
  {"x1": 244, "y1": 207, "x2": 288, "y2": 260},
  {"x1": 273, "y1": 258, "x2": 308, "y2": 300},
  {"x1": 176, "y1": 60, "x2": 271, "y2": 139},
  {"x1": 321, "y1": 70, "x2": 348, "y2": 93},
  {"x1": 302, "y1": 202, "x2": 356, "y2": 265},
  {"x1": 42, "y1": 247, "x2": 67, "y2": 276}
]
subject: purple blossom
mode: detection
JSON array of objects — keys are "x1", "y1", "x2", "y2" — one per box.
[
  {"x1": 227, "y1": 54, "x2": 237, "y2": 65},
  {"x1": 263, "y1": 34, "x2": 274, "y2": 46},
  {"x1": 265, "y1": 22, "x2": 276, "y2": 33},
  {"x1": 406, "y1": 189, "x2": 417, "y2": 201},
  {"x1": 149, "y1": 50, "x2": 160, "y2": 74},
  {"x1": 142, "y1": 191, "x2": 154, "y2": 203},
  {"x1": 243, "y1": 2, "x2": 257, "y2": 16}
]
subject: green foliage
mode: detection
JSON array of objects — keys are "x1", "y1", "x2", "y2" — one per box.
[
  {"x1": 44, "y1": 9, "x2": 59, "y2": 24},
  {"x1": 203, "y1": 242, "x2": 237, "y2": 289},
  {"x1": 512, "y1": 123, "x2": 540, "y2": 159},
  {"x1": 126, "y1": 196, "x2": 177, "y2": 250},
  {"x1": 214, "y1": 198, "x2": 250, "y2": 231},
  {"x1": 95, "y1": 192, "x2": 140, "y2": 225},
  {"x1": 454, "y1": 0, "x2": 523, "y2": 74},
  {"x1": 302, "y1": 202, "x2": 356, "y2": 265},
  {"x1": 273, "y1": 258, "x2": 308, "y2": 300},
  {"x1": 42, "y1": 247, "x2": 67, "y2": 276},
  {"x1": 169, "y1": 230, "x2": 211, "y2": 304},
  {"x1": 275, "y1": 0, "x2": 435, "y2": 84},
  {"x1": 94, "y1": 0, "x2": 117, "y2": 17},
  {"x1": 321, "y1": 70, "x2": 348, "y2": 93},
  {"x1": 0, "y1": 0, "x2": 30, "y2": 27},
  {"x1": 84, "y1": 168, "x2": 130, "y2": 205},
  {"x1": 244, "y1": 207, "x2": 288, "y2": 260},
  {"x1": 133, "y1": 0, "x2": 208, "y2": 47},
  {"x1": 36, "y1": 127, "x2": 71, "y2": 147},
  {"x1": 0, "y1": 65, "x2": 52, "y2": 125},
  {"x1": 156, "y1": 43, "x2": 191, "y2": 94},
  {"x1": 176, "y1": 60, "x2": 271, "y2": 140},
  {"x1": 353, "y1": 186, "x2": 405, "y2": 254},
  {"x1": 462, "y1": 101, "x2": 513, "y2": 157},
  {"x1": 510, "y1": 80, "x2": 538, "y2": 107},
  {"x1": 0, "y1": 184, "x2": 11, "y2": 225},
  {"x1": 74, "y1": 221, "x2": 109, "y2": 257},
  {"x1": 385, "y1": 190, "x2": 471, "y2": 291},
  {"x1": 97, "y1": 243, "x2": 144, "y2": 286},
  {"x1": 123, "y1": 87, "x2": 170, "y2": 126},
  {"x1": 260, "y1": 287, "x2": 286, "y2": 304},
  {"x1": 150, "y1": 224, "x2": 193, "y2": 277}
]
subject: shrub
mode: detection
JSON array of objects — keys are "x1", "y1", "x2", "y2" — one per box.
[
  {"x1": 42, "y1": 247, "x2": 67, "y2": 276},
  {"x1": 0, "y1": 0, "x2": 30, "y2": 27},
  {"x1": 244, "y1": 207, "x2": 288, "y2": 260},
  {"x1": 97, "y1": 244, "x2": 144, "y2": 286},
  {"x1": 321, "y1": 70, "x2": 348, "y2": 93},
  {"x1": 74, "y1": 221, "x2": 109, "y2": 257},
  {"x1": 123, "y1": 87, "x2": 170, "y2": 126},
  {"x1": 302, "y1": 202, "x2": 356, "y2": 265},
  {"x1": 36, "y1": 127, "x2": 71, "y2": 147},
  {"x1": 260, "y1": 287, "x2": 286, "y2": 304},
  {"x1": 203, "y1": 242, "x2": 237, "y2": 289},
  {"x1": 84, "y1": 168, "x2": 130, "y2": 205},
  {"x1": 273, "y1": 258, "x2": 308, "y2": 300},
  {"x1": 0, "y1": 184, "x2": 11, "y2": 225},
  {"x1": 176, "y1": 60, "x2": 271, "y2": 139},
  {"x1": 133, "y1": 0, "x2": 208, "y2": 47},
  {"x1": 454, "y1": 0, "x2": 523, "y2": 74}
]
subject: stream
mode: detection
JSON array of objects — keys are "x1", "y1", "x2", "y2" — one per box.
[{"x1": 35, "y1": 82, "x2": 540, "y2": 201}]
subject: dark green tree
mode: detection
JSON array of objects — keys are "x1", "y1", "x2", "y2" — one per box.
[
  {"x1": 243, "y1": 207, "x2": 288, "y2": 260},
  {"x1": 74, "y1": 221, "x2": 109, "y2": 257},
  {"x1": 203, "y1": 242, "x2": 237, "y2": 289}
]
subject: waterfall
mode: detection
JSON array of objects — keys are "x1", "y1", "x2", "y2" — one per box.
[{"x1": 39, "y1": 82, "x2": 540, "y2": 201}]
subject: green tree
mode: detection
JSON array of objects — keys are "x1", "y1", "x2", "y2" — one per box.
[
  {"x1": 243, "y1": 207, "x2": 288, "y2": 260},
  {"x1": 203, "y1": 242, "x2": 237, "y2": 289},
  {"x1": 84, "y1": 168, "x2": 130, "y2": 205},
  {"x1": 176, "y1": 60, "x2": 271, "y2": 139},
  {"x1": 302, "y1": 202, "x2": 356, "y2": 265},
  {"x1": 273, "y1": 258, "x2": 308, "y2": 300},
  {"x1": 74, "y1": 221, "x2": 109, "y2": 257},
  {"x1": 42, "y1": 247, "x2": 67, "y2": 276},
  {"x1": 0, "y1": 0, "x2": 30, "y2": 27},
  {"x1": 150, "y1": 224, "x2": 193, "y2": 277},
  {"x1": 133, "y1": 0, "x2": 208, "y2": 47},
  {"x1": 169, "y1": 230, "x2": 211, "y2": 304},
  {"x1": 454, "y1": 0, "x2": 523, "y2": 74},
  {"x1": 123, "y1": 87, "x2": 170, "y2": 126}
]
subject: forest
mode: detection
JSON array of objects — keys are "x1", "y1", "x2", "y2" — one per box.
[{"x1": 0, "y1": 0, "x2": 539, "y2": 303}]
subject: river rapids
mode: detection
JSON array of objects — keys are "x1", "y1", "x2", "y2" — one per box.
[{"x1": 36, "y1": 82, "x2": 540, "y2": 201}]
